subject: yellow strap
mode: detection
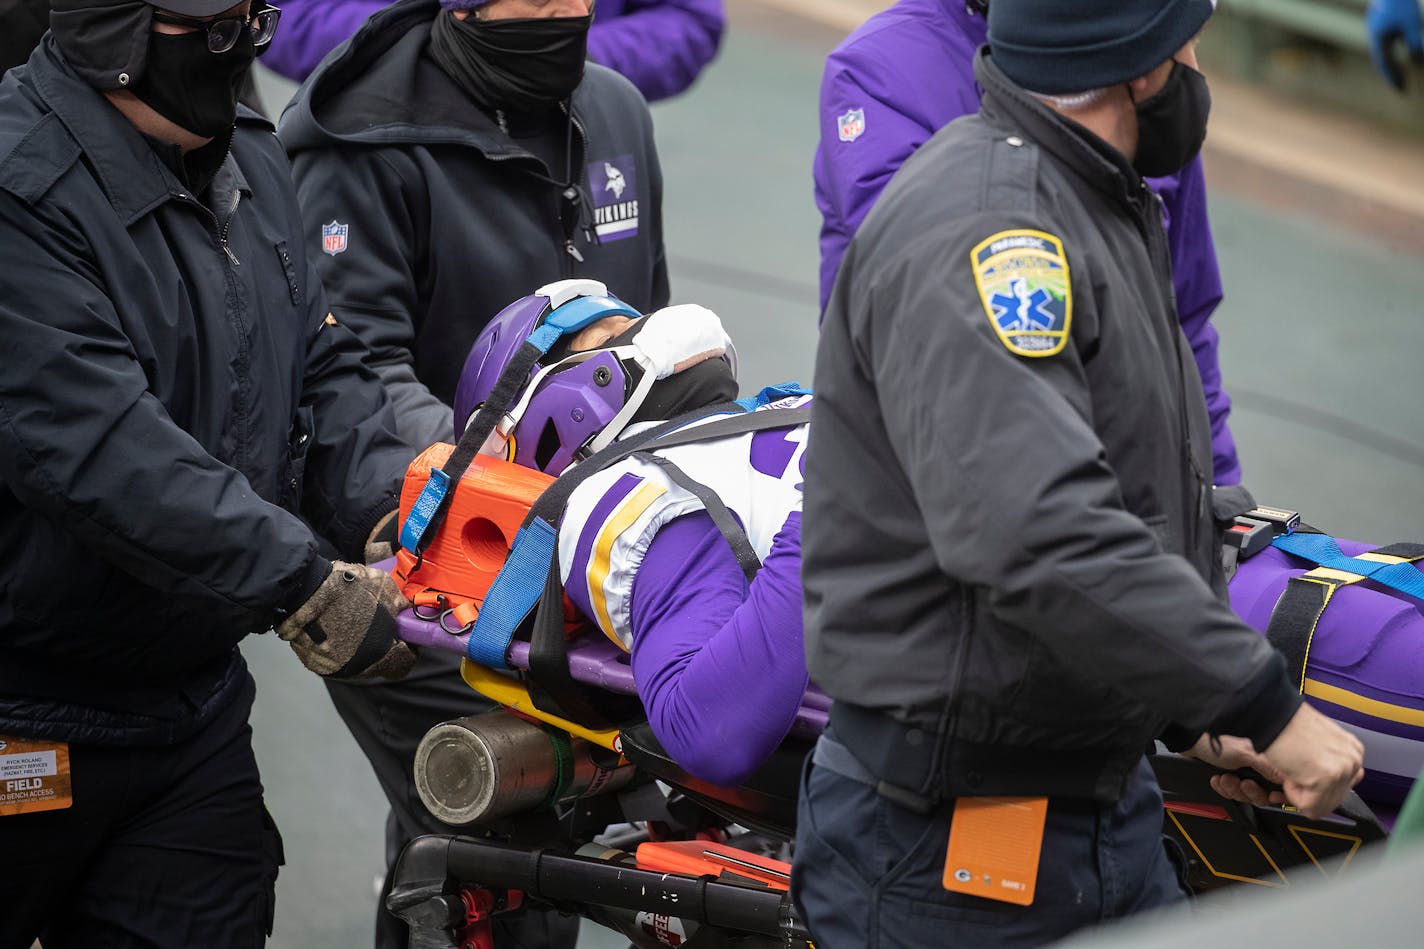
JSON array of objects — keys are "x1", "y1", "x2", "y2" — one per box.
[
  {"x1": 459, "y1": 659, "x2": 622, "y2": 752},
  {"x1": 1301, "y1": 566, "x2": 1366, "y2": 586},
  {"x1": 1303, "y1": 678, "x2": 1424, "y2": 729},
  {"x1": 1355, "y1": 552, "x2": 1412, "y2": 566}
]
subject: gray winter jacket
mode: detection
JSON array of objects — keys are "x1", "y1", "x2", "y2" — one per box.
[{"x1": 804, "y1": 50, "x2": 1298, "y2": 803}]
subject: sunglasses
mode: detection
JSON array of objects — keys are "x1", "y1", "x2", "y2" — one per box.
[{"x1": 151, "y1": 5, "x2": 283, "y2": 54}]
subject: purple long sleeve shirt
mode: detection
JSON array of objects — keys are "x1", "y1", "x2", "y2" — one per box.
[
  {"x1": 814, "y1": 0, "x2": 1240, "y2": 484},
  {"x1": 564, "y1": 510, "x2": 807, "y2": 788},
  {"x1": 262, "y1": 0, "x2": 725, "y2": 101}
]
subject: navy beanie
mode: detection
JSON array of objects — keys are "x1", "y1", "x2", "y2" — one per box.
[{"x1": 988, "y1": 0, "x2": 1215, "y2": 94}]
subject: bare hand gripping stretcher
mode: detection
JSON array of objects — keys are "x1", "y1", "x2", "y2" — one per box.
[{"x1": 380, "y1": 286, "x2": 1418, "y2": 946}]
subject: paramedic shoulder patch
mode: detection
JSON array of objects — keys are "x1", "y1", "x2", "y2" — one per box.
[{"x1": 971, "y1": 229, "x2": 1072, "y2": 358}]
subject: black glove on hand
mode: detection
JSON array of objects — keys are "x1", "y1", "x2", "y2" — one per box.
[
  {"x1": 364, "y1": 508, "x2": 400, "y2": 564},
  {"x1": 277, "y1": 561, "x2": 415, "y2": 680}
]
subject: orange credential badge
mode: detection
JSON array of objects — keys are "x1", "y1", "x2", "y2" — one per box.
[
  {"x1": 0, "y1": 735, "x2": 74, "y2": 816},
  {"x1": 943, "y1": 796, "x2": 1048, "y2": 906}
]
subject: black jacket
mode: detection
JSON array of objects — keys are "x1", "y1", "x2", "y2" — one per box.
[
  {"x1": 804, "y1": 51, "x2": 1300, "y2": 803},
  {"x1": 278, "y1": 0, "x2": 670, "y2": 451},
  {"x1": 0, "y1": 38, "x2": 409, "y2": 745},
  {"x1": 0, "y1": 0, "x2": 47, "y2": 74}
]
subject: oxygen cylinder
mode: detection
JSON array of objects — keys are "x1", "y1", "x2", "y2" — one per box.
[{"x1": 415, "y1": 711, "x2": 635, "y2": 825}]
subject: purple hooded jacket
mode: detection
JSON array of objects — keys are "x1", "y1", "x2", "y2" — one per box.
[
  {"x1": 814, "y1": 0, "x2": 1240, "y2": 484},
  {"x1": 261, "y1": 0, "x2": 725, "y2": 101}
]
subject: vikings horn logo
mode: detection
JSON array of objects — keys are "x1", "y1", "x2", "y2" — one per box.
[{"x1": 604, "y1": 162, "x2": 627, "y2": 199}]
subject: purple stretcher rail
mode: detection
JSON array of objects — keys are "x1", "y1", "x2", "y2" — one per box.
[{"x1": 396, "y1": 609, "x2": 829, "y2": 736}]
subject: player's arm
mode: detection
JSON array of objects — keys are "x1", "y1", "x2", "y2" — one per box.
[{"x1": 565, "y1": 510, "x2": 807, "y2": 786}]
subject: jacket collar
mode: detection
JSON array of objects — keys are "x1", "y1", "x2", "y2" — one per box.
[
  {"x1": 29, "y1": 37, "x2": 255, "y2": 225},
  {"x1": 973, "y1": 48, "x2": 1148, "y2": 215},
  {"x1": 278, "y1": 0, "x2": 584, "y2": 161}
]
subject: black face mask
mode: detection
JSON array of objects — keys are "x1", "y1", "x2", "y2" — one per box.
[
  {"x1": 593, "y1": 320, "x2": 739, "y2": 423},
  {"x1": 1131, "y1": 60, "x2": 1211, "y2": 178},
  {"x1": 632, "y1": 356, "x2": 740, "y2": 424},
  {"x1": 429, "y1": 10, "x2": 591, "y2": 115},
  {"x1": 132, "y1": 28, "x2": 255, "y2": 139}
]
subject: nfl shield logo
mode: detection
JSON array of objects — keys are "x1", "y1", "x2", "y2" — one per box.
[
  {"x1": 838, "y1": 108, "x2": 866, "y2": 142},
  {"x1": 321, "y1": 220, "x2": 348, "y2": 256}
]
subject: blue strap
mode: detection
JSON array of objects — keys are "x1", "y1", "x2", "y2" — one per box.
[
  {"x1": 1271, "y1": 532, "x2": 1424, "y2": 600},
  {"x1": 467, "y1": 518, "x2": 559, "y2": 669},
  {"x1": 735, "y1": 381, "x2": 811, "y2": 411},
  {"x1": 399, "y1": 469, "x2": 449, "y2": 554},
  {"x1": 532, "y1": 295, "x2": 642, "y2": 351}
]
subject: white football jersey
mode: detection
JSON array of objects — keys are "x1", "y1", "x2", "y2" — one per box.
[{"x1": 558, "y1": 395, "x2": 809, "y2": 651}]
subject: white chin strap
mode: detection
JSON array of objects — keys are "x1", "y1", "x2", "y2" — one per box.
[{"x1": 476, "y1": 303, "x2": 737, "y2": 464}]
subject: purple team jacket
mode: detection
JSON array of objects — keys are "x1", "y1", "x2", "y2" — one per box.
[
  {"x1": 814, "y1": 0, "x2": 1241, "y2": 484},
  {"x1": 261, "y1": 0, "x2": 725, "y2": 101}
]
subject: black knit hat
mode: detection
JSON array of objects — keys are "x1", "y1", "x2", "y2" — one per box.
[{"x1": 988, "y1": 0, "x2": 1214, "y2": 94}]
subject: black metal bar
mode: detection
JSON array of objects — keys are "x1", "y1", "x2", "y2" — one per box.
[{"x1": 439, "y1": 836, "x2": 791, "y2": 937}]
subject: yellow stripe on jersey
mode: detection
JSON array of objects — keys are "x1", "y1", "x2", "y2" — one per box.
[
  {"x1": 1304, "y1": 678, "x2": 1424, "y2": 729},
  {"x1": 589, "y1": 480, "x2": 667, "y2": 650}
]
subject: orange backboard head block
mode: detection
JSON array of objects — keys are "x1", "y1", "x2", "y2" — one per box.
[{"x1": 394, "y1": 443, "x2": 555, "y2": 604}]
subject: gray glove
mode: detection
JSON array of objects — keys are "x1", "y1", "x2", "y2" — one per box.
[
  {"x1": 277, "y1": 561, "x2": 415, "y2": 680},
  {"x1": 364, "y1": 508, "x2": 400, "y2": 564}
]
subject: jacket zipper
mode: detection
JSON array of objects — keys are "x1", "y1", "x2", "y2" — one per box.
[
  {"x1": 218, "y1": 186, "x2": 242, "y2": 267},
  {"x1": 559, "y1": 103, "x2": 592, "y2": 272},
  {"x1": 930, "y1": 587, "x2": 977, "y2": 799},
  {"x1": 173, "y1": 177, "x2": 250, "y2": 466},
  {"x1": 1138, "y1": 185, "x2": 1207, "y2": 554}
]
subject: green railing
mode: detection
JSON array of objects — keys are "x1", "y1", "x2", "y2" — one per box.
[
  {"x1": 1207, "y1": 0, "x2": 1424, "y2": 137},
  {"x1": 1219, "y1": 0, "x2": 1370, "y2": 52}
]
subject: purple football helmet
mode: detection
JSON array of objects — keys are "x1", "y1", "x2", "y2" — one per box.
[{"x1": 454, "y1": 281, "x2": 644, "y2": 476}]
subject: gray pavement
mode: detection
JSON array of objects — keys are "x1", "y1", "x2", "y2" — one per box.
[{"x1": 245, "y1": 3, "x2": 1424, "y2": 946}]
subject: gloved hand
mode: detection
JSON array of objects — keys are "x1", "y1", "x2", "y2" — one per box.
[
  {"x1": 1367, "y1": 0, "x2": 1424, "y2": 91},
  {"x1": 364, "y1": 508, "x2": 400, "y2": 564},
  {"x1": 277, "y1": 561, "x2": 416, "y2": 680}
]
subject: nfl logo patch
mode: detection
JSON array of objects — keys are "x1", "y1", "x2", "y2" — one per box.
[
  {"x1": 321, "y1": 220, "x2": 348, "y2": 256},
  {"x1": 838, "y1": 108, "x2": 866, "y2": 142}
]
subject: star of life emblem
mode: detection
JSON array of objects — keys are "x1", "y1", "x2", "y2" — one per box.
[
  {"x1": 971, "y1": 229, "x2": 1072, "y2": 358},
  {"x1": 838, "y1": 108, "x2": 866, "y2": 142},
  {"x1": 321, "y1": 220, "x2": 349, "y2": 256}
]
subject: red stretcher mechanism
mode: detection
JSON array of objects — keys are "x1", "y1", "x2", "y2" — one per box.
[{"x1": 636, "y1": 840, "x2": 792, "y2": 891}]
